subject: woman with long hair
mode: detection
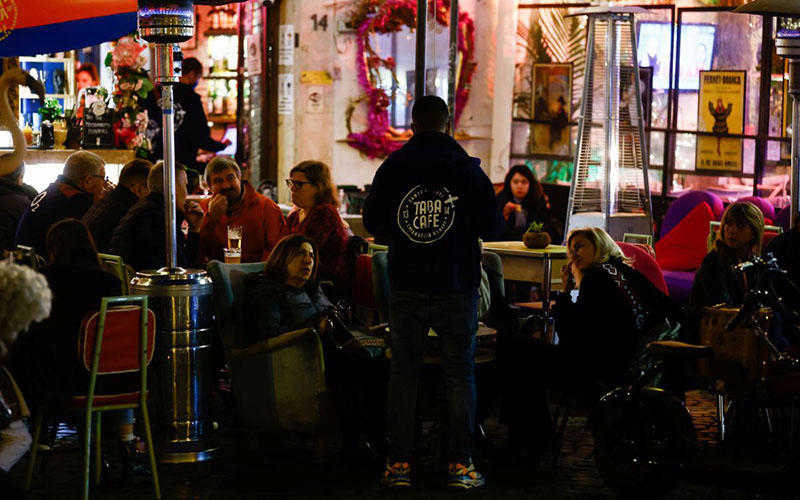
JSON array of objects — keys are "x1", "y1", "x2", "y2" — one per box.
[
  {"x1": 495, "y1": 165, "x2": 555, "y2": 241},
  {"x1": 687, "y1": 201, "x2": 765, "y2": 335},
  {"x1": 283, "y1": 161, "x2": 349, "y2": 294}
]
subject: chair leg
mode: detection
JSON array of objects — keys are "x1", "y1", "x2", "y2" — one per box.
[
  {"x1": 551, "y1": 406, "x2": 571, "y2": 471},
  {"x1": 24, "y1": 412, "x2": 44, "y2": 491},
  {"x1": 141, "y1": 404, "x2": 161, "y2": 499},
  {"x1": 94, "y1": 412, "x2": 102, "y2": 486},
  {"x1": 83, "y1": 412, "x2": 92, "y2": 500},
  {"x1": 717, "y1": 394, "x2": 726, "y2": 444}
]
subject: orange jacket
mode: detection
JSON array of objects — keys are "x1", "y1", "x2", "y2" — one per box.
[{"x1": 198, "y1": 180, "x2": 285, "y2": 263}]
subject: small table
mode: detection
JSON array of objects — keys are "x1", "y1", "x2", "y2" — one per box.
[{"x1": 482, "y1": 242, "x2": 569, "y2": 328}]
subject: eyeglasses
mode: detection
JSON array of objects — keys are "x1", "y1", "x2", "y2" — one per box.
[
  {"x1": 285, "y1": 179, "x2": 312, "y2": 190},
  {"x1": 89, "y1": 174, "x2": 109, "y2": 182}
]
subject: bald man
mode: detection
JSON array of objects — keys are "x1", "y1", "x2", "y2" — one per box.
[{"x1": 15, "y1": 151, "x2": 107, "y2": 257}]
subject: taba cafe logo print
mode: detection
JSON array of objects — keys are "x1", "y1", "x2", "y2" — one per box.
[
  {"x1": 398, "y1": 185, "x2": 457, "y2": 244},
  {"x1": 0, "y1": 0, "x2": 18, "y2": 42}
]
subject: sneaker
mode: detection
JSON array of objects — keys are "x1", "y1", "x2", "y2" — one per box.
[
  {"x1": 448, "y1": 461, "x2": 486, "y2": 489},
  {"x1": 381, "y1": 460, "x2": 411, "y2": 488}
]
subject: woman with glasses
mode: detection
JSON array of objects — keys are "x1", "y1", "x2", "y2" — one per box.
[{"x1": 283, "y1": 161, "x2": 349, "y2": 298}]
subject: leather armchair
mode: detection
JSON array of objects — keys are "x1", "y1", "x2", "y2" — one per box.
[{"x1": 207, "y1": 260, "x2": 329, "y2": 434}]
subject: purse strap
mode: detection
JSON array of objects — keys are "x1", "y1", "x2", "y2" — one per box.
[{"x1": 601, "y1": 263, "x2": 646, "y2": 330}]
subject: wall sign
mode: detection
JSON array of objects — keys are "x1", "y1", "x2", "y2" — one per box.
[
  {"x1": 307, "y1": 86, "x2": 323, "y2": 114},
  {"x1": 278, "y1": 73, "x2": 294, "y2": 115},
  {"x1": 279, "y1": 24, "x2": 294, "y2": 66},
  {"x1": 696, "y1": 70, "x2": 746, "y2": 172},
  {"x1": 82, "y1": 99, "x2": 114, "y2": 149}
]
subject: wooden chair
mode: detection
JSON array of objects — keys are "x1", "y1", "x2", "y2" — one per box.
[{"x1": 26, "y1": 296, "x2": 160, "y2": 500}]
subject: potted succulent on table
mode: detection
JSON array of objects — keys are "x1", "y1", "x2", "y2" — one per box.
[{"x1": 522, "y1": 221, "x2": 551, "y2": 249}]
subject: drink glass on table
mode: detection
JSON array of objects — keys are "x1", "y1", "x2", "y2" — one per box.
[
  {"x1": 223, "y1": 247, "x2": 241, "y2": 264},
  {"x1": 227, "y1": 225, "x2": 242, "y2": 250}
]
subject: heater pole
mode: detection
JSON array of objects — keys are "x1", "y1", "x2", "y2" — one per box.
[{"x1": 416, "y1": 0, "x2": 427, "y2": 99}]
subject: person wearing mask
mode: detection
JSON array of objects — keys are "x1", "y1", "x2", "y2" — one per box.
[
  {"x1": 0, "y1": 163, "x2": 36, "y2": 253},
  {"x1": 364, "y1": 96, "x2": 503, "y2": 490},
  {"x1": 145, "y1": 57, "x2": 230, "y2": 171},
  {"x1": 109, "y1": 162, "x2": 203, "y2": 270},
  {"x1": 496, "y1": 164, "x2": 555, "y2": 241},
  {"x1": 15, "y1": 151, "x2": 107, "y2": 257},
  {"x1": 283, "y1": 161, "x2": 348, "y2": 295},
  {"x1": 197, "y1": 157, "x2": 285, "y2": 263},
  {"x1": 82, "y1": 159, "x2": 152, "y2": 253},
  {"x1": 687, "y1": 201, "x2": 765, "y2": 338}
]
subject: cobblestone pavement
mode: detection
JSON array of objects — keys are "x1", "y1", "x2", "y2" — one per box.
[{"x1": 12, "y1": 391, "x2": 789, "y2": 499}]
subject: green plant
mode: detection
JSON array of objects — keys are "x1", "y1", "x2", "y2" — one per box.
[
  {"x1": 526, "y1": 221, "x2": 545, "y2": 233},
  {"x1": 38, "y1": 98, "x2": 63, "y2": 123}
]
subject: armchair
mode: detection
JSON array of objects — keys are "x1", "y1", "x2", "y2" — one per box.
[{"x1": 206, "y1": 261, "x2": 329, "y2": 435}]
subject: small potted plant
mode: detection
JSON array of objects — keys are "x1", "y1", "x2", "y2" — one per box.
[
  {"x1": 38, "y1": 98, "x2": 63, "y2": 150},
  {"x1": 522, "y1": 221, "x2": 551, "y2": 249}
]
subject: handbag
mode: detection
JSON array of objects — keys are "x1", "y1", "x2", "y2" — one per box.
[{"x1": 323, "y1": 306, "x2": 386, "y2": 360}]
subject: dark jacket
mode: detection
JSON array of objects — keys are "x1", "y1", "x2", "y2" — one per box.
[
  {"x1": 145, "y1": 83, "x2": 227, "y2": 169},
  {"x1": 0, "y1": 176, "x2": 34, "y2": 253},
  {"x1": 11, "y1": 260, "x2": 122, "y2": 406},
  {"x1": 686, "y1": 249, "x2": 755, "y2": 337},
  {"x1": 81, "y1": 184, "x2": 139, "y2": 253},
  {"x1": 363, "y1": 132, "x2": 503, "y2": 296},
  {"x1": 14, "y1": 176, "x2": 94, "y2": 257},
  {"x1": 553, "y1": 257, "x2": 682, "y2": 387},
  {"x1": 108, "y1": 191, "x2": 199, "y2": 270},
  {"x1": 764, "y1": 227, "x2": 800, "y2": 288},
  {"x1": 243, "y1": 273, "x2": 332, "y2": 345},
  {"x1": 495, "y1": 189, "x2": 554, "y2": 241}
]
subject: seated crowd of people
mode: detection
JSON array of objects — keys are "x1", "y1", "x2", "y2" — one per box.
[{"x1": 1, "y1": 109, "x2": 799, "y2": 493}]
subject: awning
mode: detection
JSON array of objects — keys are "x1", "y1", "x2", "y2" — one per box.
[{"x1": 0, "y1": 0, "x2": 138, "y2": 57}]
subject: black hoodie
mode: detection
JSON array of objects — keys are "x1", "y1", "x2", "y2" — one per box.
[
  {"x1": 363, "y1": 132, "x2": 503, "y2": 296},
  {"x1": 0, "y1": 176, "x2": 34, "y2": 252}
]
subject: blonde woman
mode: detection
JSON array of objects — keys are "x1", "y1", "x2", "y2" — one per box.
[
  {"x1": 687, "y1": 201, "x2": 765, "y2": 334},
  {"x1": 555, "y1": 227, "x2": 680, "y2": 388}
]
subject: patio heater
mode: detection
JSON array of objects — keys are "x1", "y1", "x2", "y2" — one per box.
[
  {"x1": 132, "y1": 0, "x2": 217, "y2": 463},
  {"x1": 735, "y1": 0, "x2": 800, "y2": 227},
  {"x1": 564, "y1": 5, "x2": 653, "y2": 241}
]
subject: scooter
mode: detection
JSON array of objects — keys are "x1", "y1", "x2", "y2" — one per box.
[{"x1": 589, "y1": 256, "x2": 800, "y2": 498}]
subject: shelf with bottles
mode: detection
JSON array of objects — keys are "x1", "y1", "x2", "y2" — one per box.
[
  {"x1": 18, "y1": 54, "x2": 75, "y2": 132},
  {"x1": 206, "y1": 78, "x2": 238, "y2": 118},
  {"x1": 207, "y1": 5, "x2": 238, "y2": 32},
  {"x1": 206, "y1": 34, "x2": 238, "y2": 76}
]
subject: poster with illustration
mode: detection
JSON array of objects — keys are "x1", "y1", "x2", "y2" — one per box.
[
  {"x1": 696, "y1": 70, "x2": 746, "y2": 172},
  {"x1": 783, "y1": 59, "x2": 792, "y2": 161},
  {"x1": 530, "y1": 63, "x2": 572, "y2": 157}
]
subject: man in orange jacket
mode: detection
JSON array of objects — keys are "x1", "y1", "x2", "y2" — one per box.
[{"x1": 197, "y1": 157, "x2": 285, "y2": 263}]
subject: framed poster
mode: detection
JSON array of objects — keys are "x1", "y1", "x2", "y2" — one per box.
[
  {"x1": 696, "y1": 70, "x2": 746, "y2": 172},
  {"x1": 530, "y1": 63, "x2": 572, "y2": 157}
]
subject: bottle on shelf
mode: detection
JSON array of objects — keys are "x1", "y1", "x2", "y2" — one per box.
[
  {"x1": 207, "y1": 83, "x2": 216, "y2": 115},
  {"x1": 210, "y1": 8, "x2": 220, "y2": 30},
  {"x1": 214, "y1": 81, "x2": 226, "y2": 116},
  {"x1": 226, "y1": 80, "x2": 237, "y2": 117}
]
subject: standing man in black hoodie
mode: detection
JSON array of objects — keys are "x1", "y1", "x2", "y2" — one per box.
[
  {"x1": 363, "y1": 96, "x2": 503, "y2": 490},
  {"x1": 144, "y1": 57, "x2": 230, "y2": 171}
]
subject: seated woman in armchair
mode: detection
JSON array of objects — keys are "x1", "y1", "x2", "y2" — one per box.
[{"x1": 243, "y1": 234, "x2": 385, "y2": 458}]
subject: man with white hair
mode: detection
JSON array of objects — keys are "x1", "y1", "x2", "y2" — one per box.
[{"x1": 14, "y1": 151, "x2": 107, "y2": 256}]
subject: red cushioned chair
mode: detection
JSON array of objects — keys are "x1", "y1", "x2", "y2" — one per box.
[
  {"x1": 26, "y1": 296, "x2": 159, "y2": 500},
  {"x1": 617, "y1": 242, "x2": 669, "y2": 296}
]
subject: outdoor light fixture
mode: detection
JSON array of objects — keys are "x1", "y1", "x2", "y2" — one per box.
[
  {"x1": 132, "y1": 0, "x2": 217, "y2": 464},
  {"x1": 736, "y1": 0, "x2": 800, "y2": 225}
]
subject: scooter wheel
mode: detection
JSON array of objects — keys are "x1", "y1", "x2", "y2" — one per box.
[{"x1": 593, "y1": 402, "x2": 680, "y2": 499}]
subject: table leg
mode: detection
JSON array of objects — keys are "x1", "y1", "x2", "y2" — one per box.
[{"x1": 542, "y1": 258, "x2": 552, "y2": 342}]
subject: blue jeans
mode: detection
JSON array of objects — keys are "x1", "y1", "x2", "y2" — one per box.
[{"x1": 387, "y1": 290, "x2": 477, "y2": 463}]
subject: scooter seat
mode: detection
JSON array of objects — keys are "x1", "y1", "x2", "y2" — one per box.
[{"x1": 647, "y1": 340, "x2": 714, "y2": 360}]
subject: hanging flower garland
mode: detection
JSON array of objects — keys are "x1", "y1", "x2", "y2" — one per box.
[
  {"x1": 346, "y1": 0, "x2": 476, "y2": 159},
  {"x1": 105, "y1": 35, "x2": 154, "y2": 158}
]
